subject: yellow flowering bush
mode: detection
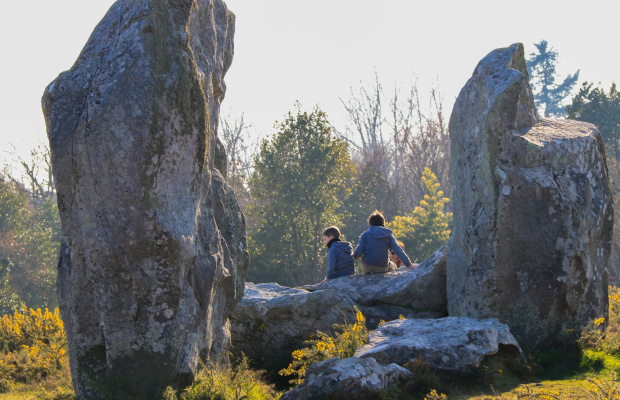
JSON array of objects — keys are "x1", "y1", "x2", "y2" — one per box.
[
  {"x1": 580, "y1": 286, "x2": 620, "y2": 354},
  {"x1": 279, "y1": 309, "x2": 369, "y2": 385},
  {"x1": 0, "y1": 307, "x2": 68, "y2": 384}
]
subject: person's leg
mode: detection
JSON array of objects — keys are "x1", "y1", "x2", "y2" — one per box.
[{"x1": 361, "y1": 259, "x2": 390, "y2": 274}]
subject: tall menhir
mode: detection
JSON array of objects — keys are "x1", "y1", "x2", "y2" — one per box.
[{"x1": 41, "y1": 0, "x2": 248, "y2": 398}]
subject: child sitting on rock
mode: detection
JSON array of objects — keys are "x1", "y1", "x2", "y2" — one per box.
[
  {"x1": 354, "y1": 211, "x2": 413, "y2": 274},
  {"x1": 320, "y1": 226, "x2": 355, "y2": 283}
]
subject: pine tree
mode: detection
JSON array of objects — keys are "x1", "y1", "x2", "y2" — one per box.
[
  {"x1": 388, "y1": 168, "x2": 451, "y2": 262},
  {"x1": 527, "y1": 40, "x2": 580, "y2": 117}
]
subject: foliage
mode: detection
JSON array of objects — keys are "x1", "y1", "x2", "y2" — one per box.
[
  {"x1": 164, "y1": 358, "x2": 280, "y2": 400},
  {"x1": 566, "y1": 82, "x2": 620, "y2": 159},
  {"x1": 388, "y1": 168, "x2": 451, "y2": 262},
  {"x1": 279, "y1": 309, "x2": 369, "y2": 386},
  {"x1": 219, "y1": 112, "x2": 256, "y2": 229},
  {"x1": 526, "y1": 40, "x2": 580, "y2": 117},
  {"x1": 342, "y1": 160, "x2": 401, "y2": 237},
  {"x1": 424, "y1": 389, "x2": 447, "y2": 400},
  {"x1": 247, "y1": 104, "x2": 356, "y2": 285},
  {"x1": 0, "y1": 178, "x2": 61, "y2": 312},
  {"x1": 0, "y1": 308, "x2": 67, "y2": 387}
]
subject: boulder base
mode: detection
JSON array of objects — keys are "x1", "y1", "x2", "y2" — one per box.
[
  {"x1": 355, "y1": 317, "x2": 524, "y2": 372},
  {"x1": 280, "y1": 357, "x2": 412, "y2": 400}
]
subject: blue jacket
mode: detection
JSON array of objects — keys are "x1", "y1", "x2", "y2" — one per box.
[
  {"x1": 353, "y1": 226, "x2": 412, "y2": 268},
  {"x1": 326, "y1": 240, "x2": 355, "y2": 279}
]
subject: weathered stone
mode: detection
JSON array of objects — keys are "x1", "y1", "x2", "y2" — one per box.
[
  {"x1": 355, "y1": 318, "x2": 524, "y2": 372},
  {"x1": 305, "y1": 244, "x2": 448, "y2": 325},
  {"x1": 42, "y1": 1, "x2": 247, "y2": 398},
  {"x1": 280, "y1": 356, "x2": 412, "y2": 400},
  {"x1": 230, "y1": 283, "x2": 357, "y2": 372},
  {"x1": 447, "y1": 43, "x2": 613, "y2": 350},
  {"x1": 231, "y1": 249, "x2": 447, "y2": 371}
]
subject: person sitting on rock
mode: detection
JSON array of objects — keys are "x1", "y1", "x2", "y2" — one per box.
[
  {"x1": 389, "y1": 240, "x2": 406, "y2": 268},
  {"x1": 354, "y1": 211, "x2": 413, "y2": 274},
  {"x1": 389, "y1": 241, "x2": 420, "y2": 270},
  {"x1": 319, "y1": 226, "x2": 355, "y2": 283}
]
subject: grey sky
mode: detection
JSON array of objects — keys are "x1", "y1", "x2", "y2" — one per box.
[{"x1": 1, "y1": 0, "x2": 618, "y2": 162}]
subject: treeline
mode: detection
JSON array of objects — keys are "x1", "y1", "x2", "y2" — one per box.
[
  {"x1": 1, "y1": 40, "x2": 618, "y2": 313},
  {"x1": 0, "y1": 146, "x2": 60, "y2": 315},
  {"x1": 223, "y1": 78, "x2": 453, "y2": 286}
]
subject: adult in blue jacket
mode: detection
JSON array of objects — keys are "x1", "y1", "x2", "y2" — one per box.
[{"x1": 354, "y1": 211, "x2": 412, "y2": 274}]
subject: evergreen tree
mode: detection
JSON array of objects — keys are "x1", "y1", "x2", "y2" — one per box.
[
  {"x1": 527, "y1": 40, "x2": 579, "y2": 117},
  {"x1": 388, "y1": 168, "x2": 451, "y2": 262},
  {"x1": 248, "y1": 105, "x2": 356, "y2": 286},
  {"x1": 566, "y1": 82, "x2": 620, "y2": 159}
]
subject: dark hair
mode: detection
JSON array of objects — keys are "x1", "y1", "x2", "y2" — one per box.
[
  {"x1": 368, "y1": 211, "x2": 385, "y2": 227},
  {"x1": 322, "y1": 226, "x2": 341, "y2": 239}
]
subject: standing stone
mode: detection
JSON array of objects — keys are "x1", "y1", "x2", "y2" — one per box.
[
  {"x1": 42, "y1": 0, "x2": 248, "y2": 398},
  {"x1": 447, "y1": 43, "x2": 613, "y2": 350}
]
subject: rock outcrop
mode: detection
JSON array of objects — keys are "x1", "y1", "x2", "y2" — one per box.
[
  {"x1": 356, "y1": 318, "x2": 524, "y2": 372},
  {"x1": 305, "y1": 244, "x2": 447, "y2": 323},
  {"x1": 42, "y1": 1, "x2": 247, "y2": 398},
  {"x1": 447, "y1": 43, "x2": 613, "y2": 350},
  {"x1": 231, "y1": 283, "x2": 357, "y2": 372},
  {"x1": 231, "y1": 247, "x2": 446, "y2": 370},
  {"x1": 280, "y1": 357, "x2": 412, "y2": 400}
]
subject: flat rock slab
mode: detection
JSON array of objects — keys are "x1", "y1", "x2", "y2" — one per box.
[
  {"x1": 355, "y1": 317, "x2": 524, "y2": 372},
  {"x1": 280, "y1": 356, "x2": 412, "y2": 400}
]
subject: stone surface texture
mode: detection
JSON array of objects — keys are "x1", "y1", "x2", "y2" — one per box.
[
  {"x1": 231, "y1": 283, "x2": 357, "y2": 372},
  {"x1": 42, "y1": 0, "x2": 248, "y2": 398},
  {"x1": 355, "y1": 317, "x2": 524, "y2": 371},
  {"x1": 304, "y1": 244, "x2": 447, "y2": 319},
  {"x1": 280, "y1": 356, "x2": 412, "y2": 400},
  {"x1": 447, "y1": 43, "x2": 613, "y2": 350},
  {"x1": 231, "y1": 249, "x2": 446, "y2": 371}
]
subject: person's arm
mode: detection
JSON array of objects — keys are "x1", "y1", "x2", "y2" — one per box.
[
  {"x1": 353, "y1": 233, "x2": 366, "y2": 259},
  {"x1": 390, "y1": 236, "x2": 412, "y2": 267},
  {"x1": 325, "y1": 246, "x2": 337, "y2": 280}
]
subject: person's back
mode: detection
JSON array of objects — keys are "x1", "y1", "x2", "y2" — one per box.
[
  {"x1": 328, "y1": 240, "x2": 355, "y2": 278},
  {"x1": 354, "y1": 211, "x2": 412, "y2": 274},
  {"x1": 321, "y1": 226, "x2": 355, "y2": 282}
]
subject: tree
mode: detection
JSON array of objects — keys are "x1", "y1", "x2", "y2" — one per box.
[
  {"x1": 248, "y1": 105, "x2": 356, "y2": 286},
  {"x1": 336, "y1": 75, "x2": 451, "y2": 212},
  {"x1": 341, "y1": 160, "x2": 400, "y2": 238},
  {"x1": 388, "y1": 168, "x2": 451, "y2": 262},
  {"x1": 566, "y1": 82, "x2": 620, "y2": 159},
  {"x1": 527, "y1": 40, "x2": 579, "y2": 117},
  {"x1": 0, "y1": 147, "x2": 61, "y2": 313},
  {"x1": 219, "y1": 111, "x2": 257, "y2": 228}
]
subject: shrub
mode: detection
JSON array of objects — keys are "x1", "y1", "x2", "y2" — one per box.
[
  {"x1": 0, "y1": 307, "x2": 67, "y2": 383},
  {"x1": 166, "y1": 358, "x2": 280, "y2": 400},
  {"x1": 279, "y1": 309, "x2": 369, "y2": 385}
]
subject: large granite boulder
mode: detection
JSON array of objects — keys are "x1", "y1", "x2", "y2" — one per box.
[
  {"x1": 231, "y1": 249, "x2": 446, "y2": 371},
  {"x1": 42, "y1": 1, "x2": 247, "y2": 398},
  {"x1": 447, "y1": 43, "x2": 613, "y2": 350},
  {"x1": 355, "y1": 318, "x2": 524, "y2": 372},
  {"x1": 305, "y1": 244, "x2": 448, "y2": 325},
  {"x1": 280, "y1": 357, "x2": 412, "y2": 400},
  {"x1": 230, "y1": 283, "x2": 357, "y2": 372}
]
